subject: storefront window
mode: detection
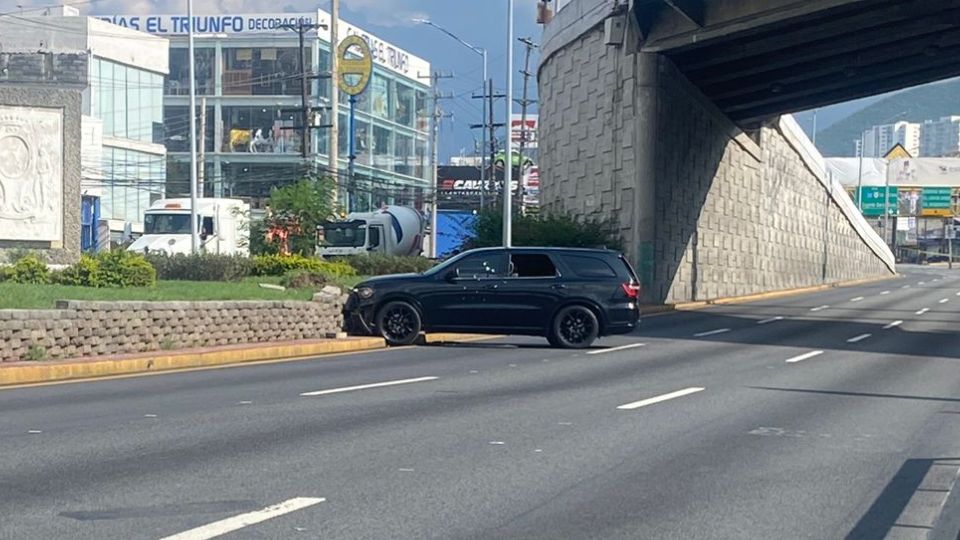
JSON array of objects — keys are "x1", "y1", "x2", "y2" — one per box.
[
  {"x1": 416, "y1": 89, "x2": 430, "y2": 132},
  {"x1": 371, "y1": 74, "x2": 391, "y2": 120},
  {"x1": 396, "y1": 84, "x2": 415, "y2": 127},
  {"x1": 372, "y1": 125, "x2": 393, "y2": 169},
  {"x1": 167, "y1": 48, "x2": 214, "y2": 95},
  {"x1": 395, "y1": 133, "x2": 413, "y2": 176},
  {"x1": 222, "y1": 47, "x2": 306, "y2": 96},
  {"x1": 164, "y1": 106, "x2": 214, "y2": 153},
  {"x1": 222, "y1": 106, "x2": 300, "y2": 154}
]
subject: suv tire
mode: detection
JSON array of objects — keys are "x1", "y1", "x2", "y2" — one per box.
[
  {"x1": 376, "y1": 301, "x2": 422, "y2": 346},
  {"x1": 549, "y1": 305, "x2": 599, "y2": 349}
]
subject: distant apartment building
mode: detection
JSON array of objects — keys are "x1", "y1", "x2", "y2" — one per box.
[
  {"x1": 858, "y1": 121, "x2": 921, "y2": 158},
  {"x1": 0, "y1": 7, "x2": 168, "y2": 239},
  {"x1": 920, "y1": 116, "x2": 960, "y2": 157}
]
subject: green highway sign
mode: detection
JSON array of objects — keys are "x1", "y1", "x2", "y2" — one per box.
[
  {"x1": 921, "y1": 187, "x2": 952, "y2": 216},
  {"x1": 858, "y1": 186, "x2": 898, "y2": 217}
]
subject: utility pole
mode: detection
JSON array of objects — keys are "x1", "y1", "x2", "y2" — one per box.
[
  {"x1": 330, "y1": 0, "x2": 340, "y2": 206},
  {"x1": 516, "y1": 37, "x2": 538, "y2": 213},
  {"x1": 504, "y1": 0, "x2": 515, "y2": 247},
  {"x1": 471, "y1": 81, "x2": 505, "y2": 202},
  {"x1": 421, "y1": 71, "x2": 453, "y2": 258},
  {"x1": 198, "y1": 96, "x2": 206, "y2": 197},
  {"x1": 187, "y1": 0, "x2": 199, "y2": 254},
  {"x1": 280, "y1": 21, "x2": 330, "y2": 162}
]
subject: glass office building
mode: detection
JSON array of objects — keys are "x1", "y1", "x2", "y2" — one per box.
[{"x1": 102, "y1": 11, "x2": 433, "y2": 212}]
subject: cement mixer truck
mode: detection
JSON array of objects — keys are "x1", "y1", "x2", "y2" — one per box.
[{"x1": 318, "y1": 206, "x2": 426, "y2": 257}]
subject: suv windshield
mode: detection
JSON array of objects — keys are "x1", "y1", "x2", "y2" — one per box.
[
  {"x1": 324, "y1": 224, "x2": 366, "y2": 247},
  {"x1": 144, "y1": 213, "x2": 192, "y2": 235}
]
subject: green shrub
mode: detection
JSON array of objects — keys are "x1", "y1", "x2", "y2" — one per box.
[
  {"x1": 465, "y1": 208, "x2": 622, "y2": 251},
  {"x1": 10, "y1": 254, "x2": 50, "y2": 284},
  {"x1": 93, "y1": 250, "x2": 156, "y2": 288},
  {"x1": 57, "y1": 255, "x2": 100, "y2": 286},
  {"x1": 0, "y1": 266, "x2": 11, "y2": 283},
  {"x1": 146, "y1": 253, "x2": 253, "y2": 282},
  {"x1": 342, "y1": 254, "x2": 435, "y2": 276},
  {"x1": 25, "y1": 345, "x2": 47, "y2": 362},
  {"x1": 281, "y1": 270, "x2": 329, "y2": 290},
  {"x1": 253, "y1": 254, "x2": 357, "y2": 277},
  {"x1": 4, "y1": 248, "x2": 45, "y2": 265}
]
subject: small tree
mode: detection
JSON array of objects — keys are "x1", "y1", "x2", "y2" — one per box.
[
  {"x1": 263, "y1": 176, "x2": 335, "y2": 256},
  {"x1": 463, "y1": 207, "x2": 622, "y2": 251}
]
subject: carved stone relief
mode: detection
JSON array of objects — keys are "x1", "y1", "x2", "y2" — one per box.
[{"x1": 0, "y1": 106, "x2": 64, "y2": 242}]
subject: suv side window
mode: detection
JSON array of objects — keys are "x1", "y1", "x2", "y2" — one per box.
[
  {"x1": 454, "y1": 252, "x2": 507, "y2": 279},
  {"x1": 510, "y1": 253, "x2": 558, "y2": 278},
  {"x1": 559, "y1": 254, "x2": 617, "y2": 278}
]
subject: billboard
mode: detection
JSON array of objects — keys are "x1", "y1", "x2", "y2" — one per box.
[{"x1": 510, "y1": 114, "x2": 538, "y2": 149}]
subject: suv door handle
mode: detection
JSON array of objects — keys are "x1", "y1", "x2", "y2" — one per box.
[
  {"x1": 485, "y1": 284, "x2": 500, "y2": 290},
  {"x1": 552, "y1": 284, "x2": 567, "y2": 290}
]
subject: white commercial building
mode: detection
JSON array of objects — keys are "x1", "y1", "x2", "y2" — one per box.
[
  {"x1": 920, "y1": 116, "x2": 960, "y2": 157},
  {"x1": 0, "y1": 7, "x2": 168, "y2": 240},
  {"x1": 100, "y1": 11, "x2": 433, "y2": 214},
  {"x1": 858, "y1": 121, "x2": 921, "y2": 158}
]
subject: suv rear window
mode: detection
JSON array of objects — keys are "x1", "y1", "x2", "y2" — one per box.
[
  {"x1": 559, "y1": 254, "x2": 617, "y2": 278},
  {"x1": 510, "y1": 253, "x2": 557, "y2": 278}
]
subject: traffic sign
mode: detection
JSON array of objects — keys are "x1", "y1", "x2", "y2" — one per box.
[
  {"x1": 337, "y1": 35, "x2": 373, "y2": 96},
  {"x1": 921, "y1": 187, "x2": 952, "y2": 217},
  {"x1": 858, "y1": 186, "x2": 898, "y2": 217}
]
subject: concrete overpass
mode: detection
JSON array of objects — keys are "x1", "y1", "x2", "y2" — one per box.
[
  {"x1": 633, "y1": 0, "x2": 960, "y2": 124},
  {"x1": 538, "y1": 0, "x2": 960, "y2": 303}
]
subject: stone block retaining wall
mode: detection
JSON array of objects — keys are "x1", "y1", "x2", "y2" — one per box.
[{"x1": 0, "y1": 296, "x2": 346, "y2": 362}]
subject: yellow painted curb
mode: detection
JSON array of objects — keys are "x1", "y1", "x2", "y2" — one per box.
[
  {"x1": 421, "y1": 333, "x2": 498, "y2": 344},
  {"x1": 644, "y1": 274, "x2": 900, "y2": 316},
  {"x1": 0, "y1": 338, "x2": 386, "y2": 387}
]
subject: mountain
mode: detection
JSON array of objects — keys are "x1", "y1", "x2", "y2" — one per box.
[{"x1": 812, "y1": 78, "x2": 960, "y2": 157}]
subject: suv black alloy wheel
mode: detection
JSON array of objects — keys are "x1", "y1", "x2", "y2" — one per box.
[
  {"x1": 376, "y1": 301, "x2": 422, "y2": 346},
  {"x1": 551, "y1": 305, "x2": 599, "y2": 349}
]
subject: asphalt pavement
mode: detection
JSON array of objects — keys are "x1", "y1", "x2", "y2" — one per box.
[{"x1": 2, "y1": 265, "x2": 960, "y2": 539}]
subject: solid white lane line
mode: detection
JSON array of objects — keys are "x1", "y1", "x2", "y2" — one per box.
[
  {"x1": 694, "y1": 328, "x2": 731, "y2": 338},
  {"x1": 883, "y1": 320, "x2": 904, "y2": 330},
  {"x1": 617, "y1": 387, "x2": 706, "y2": 410},
  {"x1": 880, "y1": 291, "x2": 891, "y2": 296},
  {"x1": 847, "y1": 334, "x2": 873, "y2": 343},
  {"x1": 757, "y1": 316, "x2": 784, "y2": 325},
  {"x1": 916, "y1": 308, "x2": 930, "y2": 315},
  {"x1": 300, "y1": 377, "x2": 438, "y2": 397},
  {"x1": 587, "y1": 343, "x2": 646, "y2": 355},
  {"x1": 850, "y1": 296, "x2": 864, "y2": 302},
  {"x1": 810, "y1": 305, "x2": 830, "y2": 312},
  {"x1": 785, "y1": 350, "x2": 825, "y2": 364},
  {"x1": 159, "y1": 497, "x2": 325, "y2": 540},
  {"x1": 940, "y1": 298, "x2": 950, "y2": 304}
]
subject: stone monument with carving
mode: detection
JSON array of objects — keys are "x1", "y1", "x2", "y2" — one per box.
[{"x1": 0, "y1": 85, "x2": 82, "y2": 264}]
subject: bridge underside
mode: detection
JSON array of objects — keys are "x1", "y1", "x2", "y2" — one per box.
[{"x1": 634, "y1": 0, "x2": 960, "y2": 125}]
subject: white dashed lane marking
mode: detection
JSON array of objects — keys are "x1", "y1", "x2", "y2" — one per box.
[
  {"x1": 810, "y1": 305, "x2": 830, "y2": 312},
  {"x1": 757, "y1": 316, "x2": 784, "y2": 325},
  {"x1": 694, "y1": 329, "x2": 731, "y2": 338},
  {"x1": 617, "y1": 387, "x2": 706, "y2": 410},
  {"x1": 916, "y1": 308, "x2": 930, "y2": 315},
  {"x1": 159, "y1": 497, "x2": 326, "y2": 540},
  {"x1": 587, "y1": 343, "x2": 646, "y2": 355},
  {"x1": 883, "y1": 320, "x2": 903, "y2": 330},
  {"x1": 785, "y1": 350, "x2": 825, "y2": 364},
  {"x1": 300, "y1": 377, "x2": 439, "y2": 397},
  {"x1": 850, "y1": 297, "x2": 864, "y2": 302},
  {"x1": 847, "y1": 334, "x2": 872, "y2": 343}
]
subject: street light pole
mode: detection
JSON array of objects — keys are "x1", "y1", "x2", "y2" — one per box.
[
  {"x1": 412, "y1": 19, "x2": 489, "y2": 210},
  {"x1": 503, "y1": 0, "x2": 514, "y2": 247},
  {"x1": 187, "y1": 0, "x2": 200, "y2": 254}
]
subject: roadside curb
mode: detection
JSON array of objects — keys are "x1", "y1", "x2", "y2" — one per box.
[
  {"x1": 0, "y1": 337, "x2": 386, "y2": 388},
  {"x1": 643, "y1": 274, "x2": 900, "y2": 317},
  {"x1": 419, "y1": 333, "x2": 498, "y2": 344}
]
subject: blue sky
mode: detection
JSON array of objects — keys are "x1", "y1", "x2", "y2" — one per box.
[{"x1": 331, "y1": 0, "x2": 543, "y2": 161}]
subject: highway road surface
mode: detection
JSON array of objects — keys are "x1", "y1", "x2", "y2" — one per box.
[{"x1": 2, "y1": 266, "x2": 960, "y2": 539}]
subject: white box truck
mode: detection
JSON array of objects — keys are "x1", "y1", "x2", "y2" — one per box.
[{"x1": 127, "y1": 198, "x2": 250, "y2": 256}]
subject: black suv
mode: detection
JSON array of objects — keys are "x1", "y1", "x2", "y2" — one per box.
[{"x1": 344, "y1": 247, "x2": 642, "y2": 348}]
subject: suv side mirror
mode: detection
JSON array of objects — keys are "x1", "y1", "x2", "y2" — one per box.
[{"x1": 444, "y1": 269, "x2": 459, "y2": 283}]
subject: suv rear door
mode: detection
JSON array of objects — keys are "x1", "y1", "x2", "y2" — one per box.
[{"x1": 489, "y1": 250, "x2": 565, "y2": 332}]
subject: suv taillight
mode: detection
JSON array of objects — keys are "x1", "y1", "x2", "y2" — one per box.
[{"x1": 622, "y1": 282, "x2": 641, "y2": 299}]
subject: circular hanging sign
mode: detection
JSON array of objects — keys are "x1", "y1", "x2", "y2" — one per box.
[{"x1": 337, "y1": 35, "x2": 373, "y2": 96}]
